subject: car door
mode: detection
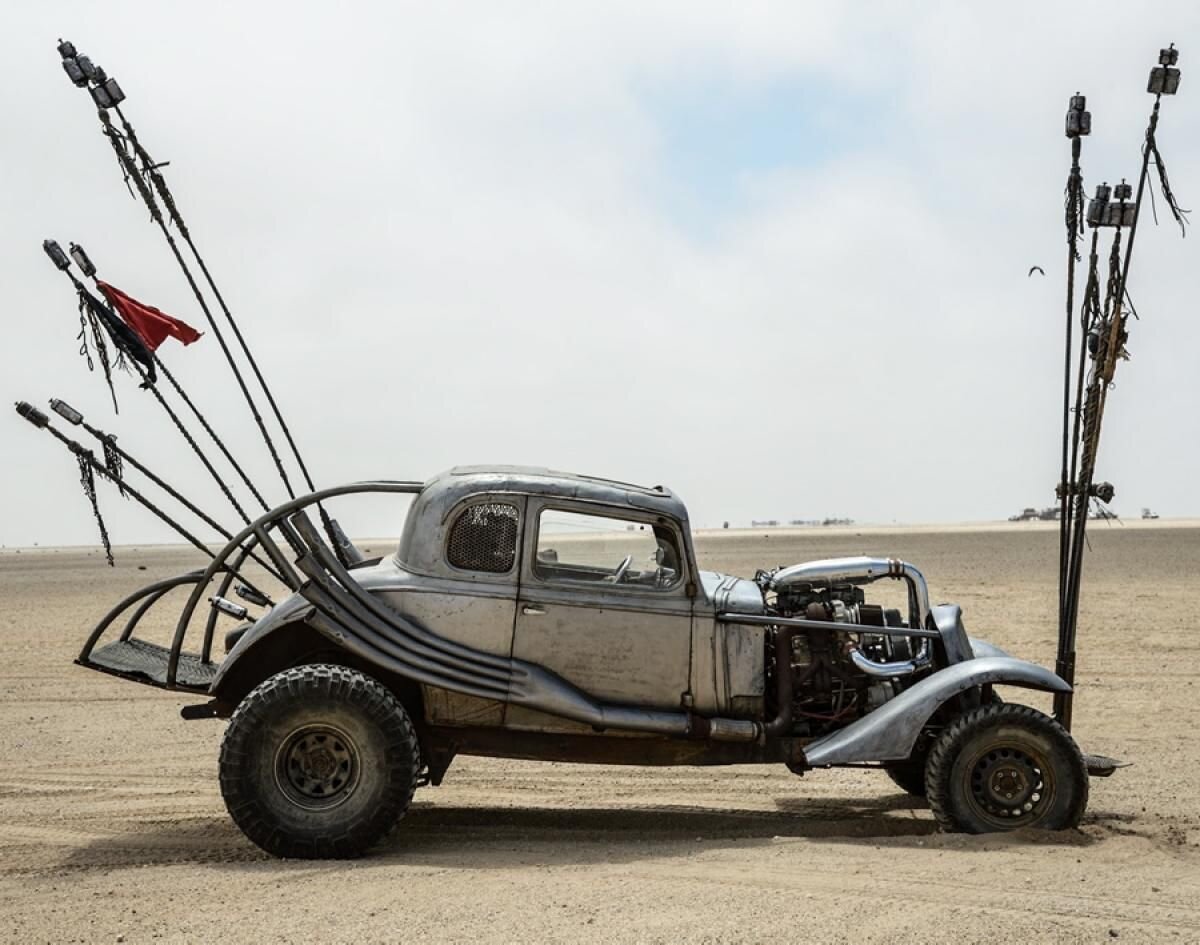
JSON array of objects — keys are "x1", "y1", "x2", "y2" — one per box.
[{"x1": 507, "y1": 498, "x2": 694, "y2": 734}]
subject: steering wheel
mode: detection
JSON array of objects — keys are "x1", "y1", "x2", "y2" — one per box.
[{"x1": 611, "y1": 554, "x2": 633, "y2": 584}]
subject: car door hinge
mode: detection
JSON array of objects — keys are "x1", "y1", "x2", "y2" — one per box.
[{"x1": 680, "y1": 691, "x2": 694, "y2": 709}]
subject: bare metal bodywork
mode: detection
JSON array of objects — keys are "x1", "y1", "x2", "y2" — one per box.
[{"x1": 73, "y1": 465, "x2": 1085, "y2": 776}]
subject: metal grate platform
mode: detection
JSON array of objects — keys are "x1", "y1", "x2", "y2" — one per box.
[{"x1": 82, "y1": 638, "x2": 217, "y2": 692}]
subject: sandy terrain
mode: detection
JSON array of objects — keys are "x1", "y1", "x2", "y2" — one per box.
[{"x1": 2, "y1": 524, "x2": 1199, "y2": 944}]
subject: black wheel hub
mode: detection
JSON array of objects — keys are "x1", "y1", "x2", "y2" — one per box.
[
  {"x1": 275, "y1": 724, "x2": 360, "y2": 810},
  {"x1": 968, "y1": 746, "x2": 1048, "y2": 823}
]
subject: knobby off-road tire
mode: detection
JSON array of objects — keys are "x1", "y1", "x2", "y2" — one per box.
[
  {"x1": 219, "y1": 664, "x2": 421, "y2": 859},
  {"x1": 925, "y1": 702, "x2": 1087, "y2": 833}
]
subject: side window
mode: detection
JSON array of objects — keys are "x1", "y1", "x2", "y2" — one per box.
[
  {"x1": 446, "y1": 502, "x2": 519, "y2": 573},
  {"x1": 534, "y1": 509, "x2": 682, "y2": 590}
]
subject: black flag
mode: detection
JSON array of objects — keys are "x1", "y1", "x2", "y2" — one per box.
[{"x1": 77, "y1": 283, "x2": 157, "y2": 386}]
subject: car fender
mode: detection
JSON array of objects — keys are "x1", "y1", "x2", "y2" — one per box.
[
  {"x1": 969, "y1": 637, "x2": 1010, "y2": 659},
  {"x1": 208, "y1": 593, "x2": 315, "y2": 696},
  {"x1": 801, "y1": 656, "x2": 1071, "y2": 767}
]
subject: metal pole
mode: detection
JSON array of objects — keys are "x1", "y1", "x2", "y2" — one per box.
[
  {"x1": 1055, "y1": 46, "x2": 1181, "y2": 728},
  {"x1": 47, "y1": 255, "x2": 257, "y2": 525},
  {"x1": 68, "y1": 241, "x2": 272, "y2": 514},
  {"x1": 17, "y1": 401, "x2": 215, "y2": 558},
  {"x1": 15, "y1": 401, "x2": 272, "y2": 600},
  {"x1": 56, "y1": 42, "x2": 361, "y2": 564},
  {"x1": 103, "y1": 106, "x2": 352, "y2": 565},
  {"x1": 1057, "y1": 95, "x2": 1089, "y2": 636},
  {"x1": 96, "y1": 107, "x2": 298, "y2": 500},
  {"x1": 56, "y1": 400, "x2": 286, "y2": 583}
]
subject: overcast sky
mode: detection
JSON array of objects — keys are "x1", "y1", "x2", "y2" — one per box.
[{"x1": 1, "y1": 2, "x2": 1198, "y2": 548}]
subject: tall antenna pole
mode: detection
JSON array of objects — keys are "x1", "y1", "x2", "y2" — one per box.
[
  {"x1": 55, "y1": 40, "x2": 359, "y2": 564},
  {"x1": 67, "y1": 241, "x2": 271, "y2": 513},
  {"x1": 116, "y1": 105, "x2": 321, "y2": 499},
  {"x1": 56, "y1": 38, "x2": 300, "y2": 501},
  {"x1": 1054, "y1": 46, "x2": 1183, "y2": 729},
  {"x1": 43, "y1": 240, "x2": 256, "y2": 525},
  {"x1": 1057, "y1": 94, "x2": 1090, "y2": 633},
  {"x1": 15, "y1": 401, "x2": 274, "y2": 604},
  {"x1": 46, "y1": 397, "x2": 285, "y2": 583}
]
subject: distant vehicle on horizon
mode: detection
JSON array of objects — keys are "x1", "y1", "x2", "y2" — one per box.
[
  {"x1": 1008, "y1": 507, "x2": 1060, "y2": 522},
  {"x1": 1142, "y1": 508, "x2": 1160, "y2": 520}
]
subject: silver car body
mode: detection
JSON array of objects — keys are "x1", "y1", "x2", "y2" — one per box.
[{"x1": 212, "y1": 466, "x2": 1068, "y2": 765}]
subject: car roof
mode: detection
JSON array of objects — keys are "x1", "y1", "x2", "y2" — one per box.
[
  {"x1": 394, "y1": 466, "x2": 691, "y2": 581},
  {"x1": 426, "y1": 465, "x2": 685, "y2": 516}
]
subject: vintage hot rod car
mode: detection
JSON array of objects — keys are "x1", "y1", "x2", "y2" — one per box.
[{"x1": 77, "y1": 466, "x2": 1108, "y2": 858}]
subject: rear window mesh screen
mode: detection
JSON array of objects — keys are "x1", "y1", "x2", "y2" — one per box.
[{"x1": 446, "y1": 503, "x2": 519, "y2": 573}]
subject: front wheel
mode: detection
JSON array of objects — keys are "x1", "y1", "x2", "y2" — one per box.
[
  {"x1": 925, "y1": 702, "x2": 1087, "y2": 833},
  {"x1": 884, "y1": 757, "x2": 928, "y2": 797},
  {"x1": 219, "y1": 664, "x2": 421, "y2": 858}
]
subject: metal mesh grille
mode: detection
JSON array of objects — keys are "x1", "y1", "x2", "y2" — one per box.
[{"x1": 446, "y1": 502, "x2": 518, "y2": 573}]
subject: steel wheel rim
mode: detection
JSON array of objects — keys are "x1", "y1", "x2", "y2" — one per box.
[
  {"x1": 962, "y1": 739, "x2": 1056, "y2": 828},
  {"x1": 274, "y1": 723, "x2": 361, "y2": 811}
]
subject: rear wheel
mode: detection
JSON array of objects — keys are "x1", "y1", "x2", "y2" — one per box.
[
  {"x1": 925, "y1": 702, "x2": 1087, "y2": 833},
  {"x1": 219, "y1": 664, "x2": 421, "y2": 858}
]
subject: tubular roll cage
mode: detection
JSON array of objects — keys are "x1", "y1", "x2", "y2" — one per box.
[{"x1": 77, "y1": 481, "x2": 423, "y2": 692}]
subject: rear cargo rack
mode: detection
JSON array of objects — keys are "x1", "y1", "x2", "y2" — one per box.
[{"x1": 76, "y1": 480, "x2": 422, "y2": 691}]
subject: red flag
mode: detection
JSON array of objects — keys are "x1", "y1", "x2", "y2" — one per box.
[{"x1": 96, "y1": 281, "x2": 202, "y2": 351}]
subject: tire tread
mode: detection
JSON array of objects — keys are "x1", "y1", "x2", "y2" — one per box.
[
  {"x1": 925, "y1": 701, "x2": 1087, "y2": 833},
  {"x1": 219, "y1": 664, "x2": 420, "y2": 859}
]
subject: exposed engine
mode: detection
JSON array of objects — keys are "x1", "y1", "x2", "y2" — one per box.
[{"x1": 756, "y1": 557, "x2": 933, "y2": 736}]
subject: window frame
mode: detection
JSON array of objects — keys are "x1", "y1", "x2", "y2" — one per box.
[
  {"x1": 442, "y1": 497, "x2": 522, "y2": 577},
  {"x1": 528, "y1": 502, "x2": 688, "y2": 595}
]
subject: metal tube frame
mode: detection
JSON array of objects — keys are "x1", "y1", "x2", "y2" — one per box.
[{"x1": 75, "y1": 481, "x2": 423, "y2": 686}]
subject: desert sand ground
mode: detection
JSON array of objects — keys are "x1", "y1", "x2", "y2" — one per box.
[{"x1": 1, "y1": 523, "x2": 1199, "y2": 944}]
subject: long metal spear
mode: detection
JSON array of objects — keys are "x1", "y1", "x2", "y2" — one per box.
[
  {"x1": 67, "y1": 241, "x2": 271, "y2": 514},
  {"x1": 43, "y1": 240, "x2": 255, "y2": 525},
  {"x1": 113, "y1": 107, "x2": 316, "y2": 498},
  {"x1": 47, "y1": 397, "x2": 286, "y2": 583},
  {"x1": 100, "y1": 103, "x2": 297, "y2": 497},
  {"x1": 1057, "y1": 95, "x2": 1090, "y2": 632},
  {"x1": 1054, "y1": 46, "x2": 1183, "y2": 729},
  {"x1": 57, "y1": 39, "x2": 307, "y2": 495},
  {"x1": 14, "y1": 401, "x2": 274, "y2": 604},
  {"x1": 56, "y1": 40, "x2": 354, "y2": 563},
  {"x1": 104, "y1": 109, "x2": 357, "y2": 564}
]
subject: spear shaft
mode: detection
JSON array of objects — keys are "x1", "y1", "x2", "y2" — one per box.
[
  {"x1": 103, "y1": 106, "x2": 349, "y2": 563},
  {"x1": 117, "y1": 104, "x2": 320, "y2": 497},
  {"x1": 1058, "y1": 100, "x2": 1088, "y2": 630},
  {"x1": 97, "y1": 109, "x2": 298, "y2": 500},
  {"x1": 63, "y1": 404, "x2": 285, "y2": 582},
  {"x1": 1054, "y1": 46, "x2": 1181, "y2": 728},
  {"x1": 15, "y1": 401, "x2": 273, "y2": 602},
  {"x1": 52, "y1": 261, "x2": 257, "y2": 524}
]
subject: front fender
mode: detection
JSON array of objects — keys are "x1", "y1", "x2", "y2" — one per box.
[
  {"x1": 802, "y1": 657, "x2": 1070, "y2": 767},
  {"x1": 969, "y1": 637, "x2": 1010, "y2": 659}
]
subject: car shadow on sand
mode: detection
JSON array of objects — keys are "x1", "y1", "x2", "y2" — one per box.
[{"x1": 57, "y1": 791, "x2": 1099, "y2": 872}]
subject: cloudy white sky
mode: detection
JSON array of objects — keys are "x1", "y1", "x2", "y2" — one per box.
[{"x1": 1, "y1": 2, "x2": 1198, "y2": 547}]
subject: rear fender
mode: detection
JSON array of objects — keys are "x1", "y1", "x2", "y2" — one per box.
[
  {"x1": 802, "y1": 657, "x2": 1070, "y2": 767},
  {"x1": 208, "y1": 596, "x2": 320, "y2": 703},
  {"x1": 209, "y1": 596, "x2": 432, "y2": 723}
]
